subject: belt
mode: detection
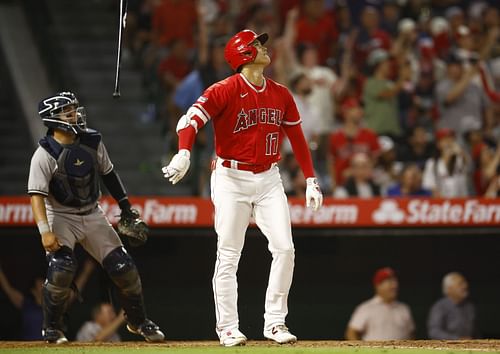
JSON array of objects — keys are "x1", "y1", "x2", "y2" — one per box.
[
  {"x1": 220, "y1": 159, "x2": 273, "y2": 174},
  {"x1": 74, "y1": 206, "x2": 97, "y2": 216}
]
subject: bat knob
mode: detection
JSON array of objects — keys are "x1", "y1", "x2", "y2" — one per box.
[{"x1": 113, "y1": 92, "x2": 121, "y2": 99}]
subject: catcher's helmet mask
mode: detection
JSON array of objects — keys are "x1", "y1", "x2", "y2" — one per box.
[
  {"x1": 224, "y1": 30, "x2": 269, "y2": 71},
  {"x1": 38, "y1": 92, "x2": 88, "y2": 134}
]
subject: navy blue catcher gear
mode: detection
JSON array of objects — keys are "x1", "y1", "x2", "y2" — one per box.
[
  {"x1": 103, "y1": 247, "x2": 147, "y2": 327},
  {"x1": 38, "y1": 92, "x2": 87, "y2": 134},
  {"x1": 42, "y1": 246, "x2": 77, "y2": 332},
  {"x1": 39, "y1": 131, "x2": 101, "y2": 208}
]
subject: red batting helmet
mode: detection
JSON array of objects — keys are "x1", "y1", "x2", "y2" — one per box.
[{"x1": 224, "y1": 29, "x2": 269, "y2": 71}]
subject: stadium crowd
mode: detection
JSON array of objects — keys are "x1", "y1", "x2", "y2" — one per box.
[{"x1": 123, "y1": 0, "x2": 500, "y2": 198}]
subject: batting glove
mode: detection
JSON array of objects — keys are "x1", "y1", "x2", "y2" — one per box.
[
  {"x1": 306, "y1": 177, "x2": 323, "y2": 211},
  {"x1": 162, "y1": 149, "x2": 190, "y2": 184}
]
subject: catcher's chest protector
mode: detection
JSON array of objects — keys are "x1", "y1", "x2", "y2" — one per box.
[{"x1": 40, "y1": 133, "x2": 101, "y2": 207}]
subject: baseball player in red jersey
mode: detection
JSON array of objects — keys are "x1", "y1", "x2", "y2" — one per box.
[{"x1": 162, "y1": 30, "x2": 323, "y2": 346}]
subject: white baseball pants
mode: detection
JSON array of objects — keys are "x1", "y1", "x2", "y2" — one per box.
[{"x1": 211, "y1": 159, "x2": 295, "y2": 335}]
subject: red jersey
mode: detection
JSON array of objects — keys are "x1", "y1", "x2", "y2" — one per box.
[
  {"x1": 295, "y1": 13, "x2": 338, "y2": 65},
  {"x1": 329, "y1": 127, "x2": 380, "y2": 185},
  {"x1": 190, "y1": 73, "x2": 301, "y2": 165}
]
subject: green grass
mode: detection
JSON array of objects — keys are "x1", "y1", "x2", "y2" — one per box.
[{"x1": 2, "y1": 346, "x2": 499, "y2": 354}]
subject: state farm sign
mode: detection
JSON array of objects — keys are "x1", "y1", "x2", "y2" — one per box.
[
  {"x1": 372, "y1": 199, "x2": 500, "y2": 225},
  {"x1": 0, "y1": 196, "x2": 499, "y2": 228}
]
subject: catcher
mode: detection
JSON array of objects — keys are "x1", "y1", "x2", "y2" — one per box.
[{"x1": 28, "y1": 92, "x2": 164, "y2": 343}]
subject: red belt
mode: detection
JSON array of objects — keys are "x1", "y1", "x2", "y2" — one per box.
[{"x1": 220, "y1": 160, "x2": 273, "y2": 174}]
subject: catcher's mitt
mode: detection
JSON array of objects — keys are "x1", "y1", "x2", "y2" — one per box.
[{"x1": 117, "y1": 208, "x2": 148, "y2": 247}]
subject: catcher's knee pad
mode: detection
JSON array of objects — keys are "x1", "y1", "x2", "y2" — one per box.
[
  {"x1": 102, "y1": 246, "x2": 142, "y2": 295},
  {"x1": 45, "y1": 246, "x2": 77, "y2": 296}
]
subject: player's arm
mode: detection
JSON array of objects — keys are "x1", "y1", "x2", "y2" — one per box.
[
  {"x1": 94, "y1": 309, "x2": 126, "y2": 342},
  {"x1": 282, "y1": 91, "x2": 323, "y2": 211},
  {"x1": 30, "y1": 194, "x2": 61, "y2": 253},
  {"x1": 345, "y1": 306, "x2": 366, "y2": 340},
  {"x1": 0, "y1": 266, "x2": 24, "y2": 308},
  {"x1": 28, "y1": 148, "x2": 61, "y2": 253},
  {"x1": 345, "y1": 326, "x2": 362, "y2": 340},
  {"x1": 162, "y1": 88, "x2": 220, "y2": 184},
  {"x1": 97, "y1": 142, "x2": 134, "y2": 214}
]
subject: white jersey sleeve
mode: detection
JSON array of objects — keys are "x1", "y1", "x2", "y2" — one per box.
[
  {"x1": 97, "y1": 141, "x2": 114, "y2": 175},
  {"x1": 27, "y1": 147, "x2": 56, "y2": 196}
]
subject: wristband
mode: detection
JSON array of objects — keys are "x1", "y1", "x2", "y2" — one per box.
[{"x1": 37, "y1": 221, "x2": 50, "y2": 235}]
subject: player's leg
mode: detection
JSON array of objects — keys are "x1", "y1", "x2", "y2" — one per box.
[
  {"x1": 80, "y1": 207, "x2": 164, "y2": 342},
  {"x1": 42, "y1": 212, "x2": 78, "y2": 344},
  {"x1": 211, "y1": 168, "x2": 253, "y2": 346},
  {"x1": 253, "y1": 167, "x2": 297, "y2": 344}
]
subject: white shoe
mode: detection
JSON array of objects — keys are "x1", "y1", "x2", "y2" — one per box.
[
  {"x1": 219, "y1": 328, "x2": 247, "y2": 347},
  {"x1": 264, "y1": 324, "x2": 297, "y2": 344}
]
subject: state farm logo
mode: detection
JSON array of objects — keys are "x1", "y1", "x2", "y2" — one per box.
[
  {"x1": 373, "y1": 200, "x2": 405, "y2": 224},
  {"x1": 100, "y1": 199, "x2": 198, "y2": 225},
  {"x1": 372, "y1": 199, "x2": 500, "y2": 225}
]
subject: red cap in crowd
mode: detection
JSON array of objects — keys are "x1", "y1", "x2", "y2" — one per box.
[
  {"x1": 436, "y1": 128, "x2": 455, "y2": 141},
  {"x1": 373, "y1": 267, "x2": 396, "y2": 286}
]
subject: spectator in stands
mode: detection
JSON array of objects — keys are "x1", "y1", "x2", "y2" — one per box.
[
  {"x1": 479, "y1": 62, "x2": 500, "y2": 103},
  {"x1": 294, "y1": 0, "x2": 338, "y2": 65},
  {"x1": 428, "y1": 272, "x2": 477, "y2": 339},
  {"x1": 0, "y1": 260, "x2": 95, "y2": 340},
  {"x1": 412, "y1": 55, "x2": 440, "y2": 130},
  {"x1": 278, "y1": 6, "x2": 338, "y2": 133},
  {"x1": 280, "y1": 152, "x2": 305, "y2": 198},
  {"x1": 465, "y1": 129, "x2": 495, "y2": 195},
  {"x1": 152, "y1": 0, "x2": 197, "y2": 49},
  {"x1": 481, "y1": 5, "x2": 500, "y2": 59},
  {"x1": 397, "y1": 125, "x2": 435, "y2": 170},
  {"x1": 481, "y1": 143, "x2": 500, "y2": 197},
  {"x1": 125, "y1": 0, "x2": 159, "y2": 65},
  {"x1": 289, "y1": 72, "x2": 321, "y2": 144},
  {"x1": 429, "y1": 16, "x2": 452, "y2": 60},
  {"x1": 0, "y1": 271, "x2": 43, "y2": 340},
  {"x1": 391, "y1": 18, "x2": 419, "y2": 132},
  {"x1": 158, "y1": 39, "x2": 192, "y2": 93},
  {"x1": 422, "y1": 128, "x2": 469, "y2": 197},
  {"x1": 373, "y1": 136, "x2": 402, "y2": 194},
  {"x1": 454, "y1": 25, "x2": 478, "y2": 62},
  {"x1": 333, "y1": 29, "x2": 366, "y2": 105},
  {"x1": 354, "y1": 6, "x2": 392, "y2": 70},
  {"x1": 363, "y1": 49, "x2": 411, "y2": 137},
  {"x1": 346, "y1": 267, "x2": 415, "y2": 340},
  {"x1": 445, "y1": 7, "x2": 465, "y2": 36},
  {"x1": 76, "y1": 303, "x2": 125, "y2": 342},
  {"x1": 387, "y1": 163, "x2": 432, "y2": 197},
  {"x1": 239, "y1": 2, "x2": 279, "y2": 41},
  {"x1": 380, "y1": 0, "x2": 402, "y2": 37},
  {"x1": 436, "y1": 53, "x2": 491, "y2": 140},
  {"x1": 328, "y1": 98, "x2": 380, "y2": 189},
  {"x1": 297, "y1": 43, "x2": 338, "y2": 135},
  {"x1": 334, "y1": 153, "x2": 381, "y2": 198}
]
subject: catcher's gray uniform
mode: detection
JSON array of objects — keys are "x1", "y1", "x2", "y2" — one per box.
[
  {"x1": 28, "y1": 137, "x2": 122, "y2": 263},
  {"x1": 32, "y1": 91, "x2": 163, "y2": 344}
]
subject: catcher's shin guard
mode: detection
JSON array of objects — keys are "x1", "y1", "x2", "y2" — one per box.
[
  {"x1": 43, "y1": 246, "x2": 77, "y2": 331},
  {"x1": 103, "y1": 246, "x2": 146, "y2": 327}
]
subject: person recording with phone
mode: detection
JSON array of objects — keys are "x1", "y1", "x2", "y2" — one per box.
[
  {"x1": 435, "y1": 52, "x2": 492, "y2": 141},
  {"x1": 422, "y1": 128, "x2": 469, "y2": 197}
]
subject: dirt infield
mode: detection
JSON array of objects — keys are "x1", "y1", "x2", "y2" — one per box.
[{"x1": 0, "y1": 340, "x2": 500, "y2": 351}]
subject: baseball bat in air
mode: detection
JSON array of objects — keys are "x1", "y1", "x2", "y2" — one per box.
[{"x1": 113, "y1": 0, "x2": 127, "y2": 98}]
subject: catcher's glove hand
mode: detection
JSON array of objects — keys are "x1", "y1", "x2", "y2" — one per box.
[{"x1": 117, "y1": 208, "x2": 148, "y2": 247}]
